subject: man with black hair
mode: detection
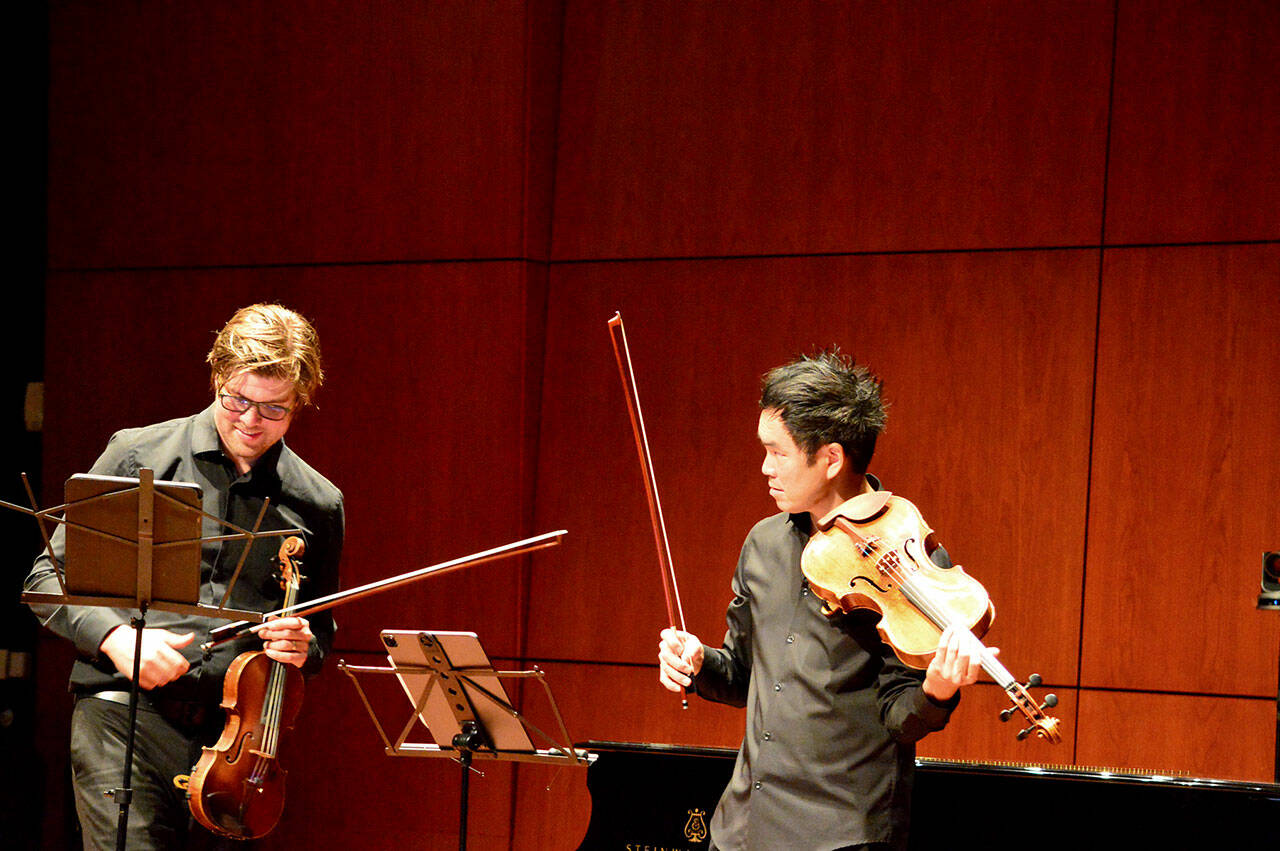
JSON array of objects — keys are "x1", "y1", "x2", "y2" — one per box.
[{"x1": 658, "y1": 351, "x2": 987, "y2": 851}]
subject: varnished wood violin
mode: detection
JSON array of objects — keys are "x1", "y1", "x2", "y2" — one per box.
[
  {"x1": 187, "y1": 536, "x2": 307, "y2": 839},
  {"x1": 801, "y1": 490, "x2": 1061, "y2": 743}
]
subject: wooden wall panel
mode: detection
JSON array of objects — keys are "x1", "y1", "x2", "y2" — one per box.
[
  {"x1": 47, "y1": 1, "x2": 549, "y2": 269},
  {"x1": 27, "y1": 640, "x2": 78, "y2": 851},
  {"x1": 1085, "y1": 245, "x2": 1280, "y2": 696},
  {"x1": 1106, "y1": 1, "x2": 1280, "y2": 245},
  {"x1": 1076, "y1": 690, "x2": 1275, "y2": 782},
  {"x1": 551, "y1": 1, "x2": 1112, "y2": 260},
  {"x1": 34, "y1": 3, "x2": 1280, "y2": 847},
  {"x1": 530, "y1": 250, "x2": 1098, "y2": 691}
]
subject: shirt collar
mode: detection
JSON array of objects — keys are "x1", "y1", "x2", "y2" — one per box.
[
  {"x1": 192, "y1": 404, "x2": 224, "y2": 457},
  {"x1": 193, "y1": 403, "x2": 285, "y2": 481}
]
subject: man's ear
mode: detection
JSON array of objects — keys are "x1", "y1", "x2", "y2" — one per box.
[{"x1": 820, "y1": 442, "x2": 845, "y2": 481}]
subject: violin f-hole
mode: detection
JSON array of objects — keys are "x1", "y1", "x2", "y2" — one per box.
[{"x1": 850, "y1": 575, "x2": 891, "y2": 593}]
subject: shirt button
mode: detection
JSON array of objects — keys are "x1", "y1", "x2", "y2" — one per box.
[
  {"x1": 773, "y1": 682, "x2": 782, "y2": 692},
  {"x1": 763, "y1": 731, "x2": 772, "y2": 741},
  {"x1": 785, "y1": 634, "x2": 795, "y2": 644},
  {"x1": 753, "y1": 781, "x2": 762, "y2": 790}
]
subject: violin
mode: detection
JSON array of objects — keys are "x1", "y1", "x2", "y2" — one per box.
[
  {"x1": 187, "y1": 536, "x2": 307, "y2": 838},
  {"x1": 801, "y1": 490, "x2": 1061, "y2": 743}
]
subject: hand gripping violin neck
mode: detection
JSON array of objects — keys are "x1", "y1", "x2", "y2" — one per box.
[{"x1": 801, "y1": 491, "x2": 1061, "y2": 744}]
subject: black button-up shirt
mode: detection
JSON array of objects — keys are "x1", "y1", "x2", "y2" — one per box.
[
  {"x1": 693, "y1": 481, "x2": 957, "y2": 851},
  {"x1": 25, "y1": 406, "x2": 344, "y2": 704}
]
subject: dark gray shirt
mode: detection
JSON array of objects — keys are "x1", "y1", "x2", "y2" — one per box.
[
  {"x1": 25, "y1": 405, "x2": 344, "y2": 703},
  {"x1": 693, "y1": 488, "x2": 957, "y2": 851}
]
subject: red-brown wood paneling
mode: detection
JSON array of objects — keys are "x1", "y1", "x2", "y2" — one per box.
[
  {"x1": 47, "y1": 1, "x2": 558, "y2": 269},
  {"x1": 43, "y1": 262, "x2": 543, "y2": 657},
  {"x1": 35, "y1": 3, "x2": 1280, "y2": 847},
  {"x1": 551, "y1": 1, "x2": 1112, "y2": 260},
  {"x1": 1106, "y1": 1, "x2": 1280, "y2": 245},
  {"x1": 1076, "y1": 690, "x2": 1275, "y2": 782},
  {"x1": 1084, "y1": 245, "x2": 1280, "y2": 696},
  {"x1": 530, "y1": 250, "x2": 1098, "y2": 693},
  {"x1": 27, "y1": 640, "x2": 78, "y2": 851}
]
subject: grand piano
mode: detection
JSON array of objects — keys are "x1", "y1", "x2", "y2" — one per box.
[{"x1": 576, "y1": 741, "x2": 1280, "y2": 849}]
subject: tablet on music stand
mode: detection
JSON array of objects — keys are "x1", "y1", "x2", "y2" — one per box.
[{"x1": 382, "y1": 629, "x2": 536, "y2": 753}]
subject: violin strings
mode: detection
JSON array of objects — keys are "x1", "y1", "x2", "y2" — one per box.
[
  {"x1": 845, "y1": 524, "x2": 1053, "y2": 735},
  {"x1": 249, "y1": 580, "x2": 297, "y2": 787},
  {"x1": 857, "y1": 531, "x2": 1017, "y2": 689}
]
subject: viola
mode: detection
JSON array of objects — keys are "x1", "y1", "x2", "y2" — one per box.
[
  {"x1": 187, "y1": 536, "x2": 307, "y2": 838},
  {"x1": 801, "y1": 490, "x2": 1061, "y2": 743}
]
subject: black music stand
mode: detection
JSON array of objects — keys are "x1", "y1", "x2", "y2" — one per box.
[
  {"x1": 14, "y1": 469, "x2": 300, "y2": 851},
  {"x1": 339, "y1": 630, "x2": 593, "y2": 851}
]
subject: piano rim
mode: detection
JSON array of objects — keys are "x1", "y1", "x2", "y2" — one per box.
[{"x1": 578, "y1": 740, "x2": 1280, "y2": 797}]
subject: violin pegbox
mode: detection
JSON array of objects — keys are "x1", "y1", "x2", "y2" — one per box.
[{"x1": 999, "y1": 673, "x2": 1062, "y2": 743}]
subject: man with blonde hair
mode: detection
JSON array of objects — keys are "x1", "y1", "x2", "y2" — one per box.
[{"x1": 26, "y1": 303, "x2": 344, "y2": 849}]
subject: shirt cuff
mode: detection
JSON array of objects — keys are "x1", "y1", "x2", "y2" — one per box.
[{"x1": 77, "y1": 613, "x2": 132, "y2": 661}]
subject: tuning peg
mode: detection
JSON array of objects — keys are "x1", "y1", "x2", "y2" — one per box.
[
  {"x1": 999, "y1": 675, "x2": 1059, "y2": 724},
  {"x1": 1026, "y1": 673, "x2": 1058, "y2": 711}
]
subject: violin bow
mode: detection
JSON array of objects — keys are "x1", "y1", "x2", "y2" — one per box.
[
  {"x1": 201, "y1": 529, "x2": 567, "y2": 653},
  {"x1": 608, "y1": 312, "x2": 689, "y2": 708}
]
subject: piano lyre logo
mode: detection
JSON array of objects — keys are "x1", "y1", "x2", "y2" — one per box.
[{"x1": 683, "y1": 808, "x2": 708, "y2": 843}]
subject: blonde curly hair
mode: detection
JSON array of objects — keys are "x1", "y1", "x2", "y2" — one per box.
[{"x1": 207, "y1": 304, "x2": 324, "y2": 406}]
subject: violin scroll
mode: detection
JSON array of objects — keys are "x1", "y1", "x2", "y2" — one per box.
[{"x1": 1000, "y1": 673, "x2": 1062, "y2": 744}]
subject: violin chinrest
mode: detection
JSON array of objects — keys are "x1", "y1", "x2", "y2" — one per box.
[{"x1": 817, "y1": 490, "x2": 893, "y2": 527}]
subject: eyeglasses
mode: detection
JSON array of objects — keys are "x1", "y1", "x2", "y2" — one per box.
[{"x1": 218, "y1": 393, "x2": 293, "y2": 422}]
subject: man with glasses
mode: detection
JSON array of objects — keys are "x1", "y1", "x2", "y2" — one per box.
[{"x1": 26, "y1": 303, "x2": 344, "y2": 849}]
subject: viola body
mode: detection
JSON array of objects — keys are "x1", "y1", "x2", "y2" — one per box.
[
  {"x1": 187, "y1": 649, "x2": 304, "y2": 839},
  {"x1": 801, "y1": 491, "x2": 1061, "y2": 743},
  {"x1": 801, "y1": 493, "x2": 995, "y2": 668}
]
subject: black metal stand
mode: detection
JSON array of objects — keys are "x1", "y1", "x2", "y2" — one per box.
[
  {"x1": 8, "y1": 469, "x2": 296, "y2": 850},
  {"x1": 449, "y1": 721, "x2": 489, "y2": 851},
  {"x1": 108, "y1": 609, "x2": 149, "y2": 850}
]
